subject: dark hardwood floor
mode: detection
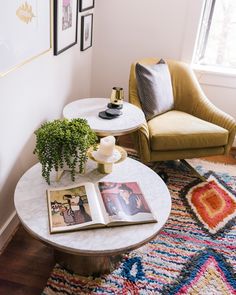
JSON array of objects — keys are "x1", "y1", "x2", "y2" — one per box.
[
  {"x1": 0, "y1": 135, "x2": 235, "y2": 294},
  {"x1": 0, "y1": 226, "x2": 54, "y2": 294}
]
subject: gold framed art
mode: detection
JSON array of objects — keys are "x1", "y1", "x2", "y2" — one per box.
[{"x1": 0, "y1": 0, "x2": 52, "y2": 77}]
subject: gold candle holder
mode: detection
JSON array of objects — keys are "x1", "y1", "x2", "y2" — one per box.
[
  {"x1": 97, "y1": 163, "x2": 113, "y2": 174},
  {"x1": 87, "y1": 145, "x2": 127, "y2": 174}
]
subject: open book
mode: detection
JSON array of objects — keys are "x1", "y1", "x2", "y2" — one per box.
[{"x1": 47, "y1": 181, "x2": 157, "y2": 233}]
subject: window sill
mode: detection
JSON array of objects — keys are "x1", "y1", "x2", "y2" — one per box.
[{"x1": 191, "y1": 64, "x2": 236, "y2": 89}]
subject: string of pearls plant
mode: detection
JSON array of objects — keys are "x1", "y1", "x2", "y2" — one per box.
[{"x1": 33, "y1": 118, "x2": 97, "y2": 184}]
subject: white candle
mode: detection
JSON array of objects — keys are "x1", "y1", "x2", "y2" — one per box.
[{"x1": 98, "y1": 136, "x2": 116, "y2": 156}]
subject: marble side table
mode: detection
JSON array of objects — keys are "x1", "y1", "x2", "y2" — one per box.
[
  {"x1": 63, "y1": 98, "x2": 146, "y2": 136},
  {"x1": 14, "y1": 158, "x2": 171, "y2": 276}
]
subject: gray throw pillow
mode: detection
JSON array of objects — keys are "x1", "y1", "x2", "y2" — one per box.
[{"x1": 135, "y1": 59, "x2": 174, "y2": 121}]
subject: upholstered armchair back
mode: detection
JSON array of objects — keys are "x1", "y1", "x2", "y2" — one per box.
[{"x1": 129, "y1": 58, "x2": 205, "y2": 114}]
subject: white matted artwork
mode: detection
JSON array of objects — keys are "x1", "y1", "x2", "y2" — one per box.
[
  {"x1": 79, "y1": 0, "x2": 94, "y2": 12},
  {"x1": 81, "y1": 13, "x2": 93, "y2": 51},
  {"x1": 54, "y1": 0, "x2": 78, "y2": 55},
  {"x1": 0, "y1": 0, "x2": 51, "y2": 77}
]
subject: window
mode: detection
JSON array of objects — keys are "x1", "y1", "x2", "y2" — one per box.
[{"x1": 194, "y1": 0, "x2": 236, "y2": 69}]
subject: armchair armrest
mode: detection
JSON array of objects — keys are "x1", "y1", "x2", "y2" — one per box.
[
  {"x1": 193, "y1": 93, "x2": 236, "y2": 153},
  {"x1": 171, "y1": 61, "x2": 236, "y2": 153},
  {"x1": 131, "y1": 123, "x2": 151, "y2": 162},
  {"x1": 129, "y1": 61, "x2": 150, "y2": 141},
  {"x1": 129, "y1": 62, "x2": 151, "y2": 161},
  {"x1": 129, "y1": 63, "x2": 142, "y2": 109}
]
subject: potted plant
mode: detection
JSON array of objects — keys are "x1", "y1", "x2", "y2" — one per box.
[{"x1": 33, "y1": 118, "x2": 97, "y2": 184}]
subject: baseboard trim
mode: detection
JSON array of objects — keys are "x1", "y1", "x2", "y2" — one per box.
[{"x1": 0, "y1": 211, "x2": 19, "y2": 254}]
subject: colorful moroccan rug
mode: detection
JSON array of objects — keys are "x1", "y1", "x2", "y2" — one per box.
[{"x1": 42, "y1": 157, "x2": 236, "y2": 295}]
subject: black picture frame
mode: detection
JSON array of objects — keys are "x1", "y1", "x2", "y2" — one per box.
[
  {"x1": 54, "y1": 0, "x2": 78, "y2": 55},
  {"x1": 81, "y1": 14, "x2": 93, "y2": 51},
  {"x1": 79, "y1": 0, "x2": 95, "y2": 12}
]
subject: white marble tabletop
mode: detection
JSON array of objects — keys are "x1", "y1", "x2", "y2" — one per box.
[
  {"x1": 63, "y1": 98, "x2": 146, "y2": 136},
  {"x1": 14, "y1": 158, "x2": 171, "y2": 256}
]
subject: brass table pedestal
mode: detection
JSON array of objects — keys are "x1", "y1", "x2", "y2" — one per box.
[{"x1": 55, "y1": 250, "x2": 122, "y2": 276}]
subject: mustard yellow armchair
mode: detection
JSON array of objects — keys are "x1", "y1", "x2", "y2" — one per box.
[{"x1": 129, "y1": 58, "x2": 236, "y2": 163}]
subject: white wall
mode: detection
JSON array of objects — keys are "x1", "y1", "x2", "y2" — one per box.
[
  {"x1": 91, "y1": 0, "x2": 190, "y2": 98},
  {"x1": 91, "y1": 0, "x2": 236, "y2": 141},
  {"x1": 0, "y1": 40, "x2": 93, "y2": 248}
]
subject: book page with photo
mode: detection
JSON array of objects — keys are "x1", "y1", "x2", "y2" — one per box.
[
  {"x1": 47, "y1": 181, "x2": 157, "y2": 233},
  {"x1": 47, "y1": 183, "x2": 108, "y2": 233},
  {"x1": 97, "y1": 181, "x2": 156, "y2": 224}
]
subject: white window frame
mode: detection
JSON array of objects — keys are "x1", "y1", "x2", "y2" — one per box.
[
  {"x1": 193, "y1": 0, "x2": 216, "y2": 66},
  {"x1": 181, "y1": 0, "x2": 236, "y2": 89}
]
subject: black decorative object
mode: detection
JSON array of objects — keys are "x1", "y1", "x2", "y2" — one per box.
[
  {"x1": 105, "y1": 109, "x2": 122, "y2": 117},
  {"x1": 99, "y1": 108, "x2": 122, "y2": 120},
  {"x1": 98, "y1": 88, "x2": 124, "y2": 119},
  {"x1": 107, "y1": 103, "x2": 123, "y2": 110},
  {"x1": 98, "y1": 111, "x2": 116, "y2": 120}
]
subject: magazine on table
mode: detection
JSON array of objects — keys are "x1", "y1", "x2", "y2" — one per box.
[{"x1": 47, "y1": 181, "x2": 157, "y2": 233}]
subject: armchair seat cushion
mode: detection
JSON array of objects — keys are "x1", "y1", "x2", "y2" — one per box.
[{"x1": 148, "y1": 110, "x2": 228, "y2": 151}]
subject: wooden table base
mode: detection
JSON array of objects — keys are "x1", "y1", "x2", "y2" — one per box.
[{"x1": 54, "y1": 250, "x2": 123, "y2": 276}]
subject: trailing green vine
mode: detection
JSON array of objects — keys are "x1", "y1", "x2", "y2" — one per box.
[{"x1": 33, "y1": 118, "x2": 97, "y2": 184}]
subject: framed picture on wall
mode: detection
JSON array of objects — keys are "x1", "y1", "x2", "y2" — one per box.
[
  {"x1": 81, "y1": 14, "x2": 93, "y2": 51},
  {"x1": 0, "y1": 0, "x2": 51, "y2": 77},
  {"x1": 54, "y1": 0, "x2": 78, "y2": 55},
  {"x1": 79, "y1": 0, "x2": 94, "y2": 12}
]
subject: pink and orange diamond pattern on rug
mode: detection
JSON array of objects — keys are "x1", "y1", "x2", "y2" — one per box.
[
  {"x1": 186, "y1": 174, "x2": 236, "y2": 235},
  {"x1": 163, "y1": 249, "x2": 236, "y2": 295}
]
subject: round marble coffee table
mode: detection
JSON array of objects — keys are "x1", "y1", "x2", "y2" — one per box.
[
  {"x1": 14, "y1": 158, "x2": 171, "y2": 276},
  {"x1": 63, "y1": 98, "x2": 146, "y2": 136}
]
